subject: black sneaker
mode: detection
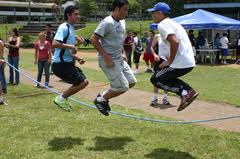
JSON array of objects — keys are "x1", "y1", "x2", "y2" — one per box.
[
  {"x1": 94, "y1": 98, "x2": 109, "y2": 116},
  {"x1": 96, "y1": 94, "x2": 111, "y2": 111}
]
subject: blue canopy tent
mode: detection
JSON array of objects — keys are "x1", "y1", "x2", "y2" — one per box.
[{"x1": 150, "y1": 9, "x2": 240, "y2": 30}]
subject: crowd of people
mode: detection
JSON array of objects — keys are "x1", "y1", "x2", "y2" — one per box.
[
  {"x1": 188, "y1": 30, "x2": 240, "y2": 64},
  {"x1": 4, "y1": 0, "x2": 240, "y2": 114}
]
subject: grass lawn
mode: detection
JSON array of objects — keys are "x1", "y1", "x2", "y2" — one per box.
[
  {"x1": 18, "y1": 49, "x2": 240, "y2": 106},
  {"x1": 0, "y1": 84, "x2": 239, "y2": 159}
]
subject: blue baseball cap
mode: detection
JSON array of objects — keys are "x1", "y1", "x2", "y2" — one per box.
[{"x1": 147, "y1": 2, "x2": 171, "y2": 14}]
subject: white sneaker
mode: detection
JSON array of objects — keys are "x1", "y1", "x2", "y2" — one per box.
[
  {"x1": 133, "y1": 70, "x2": 139, "y2": 74},
  {"x1": 162, "y1": 98, "x2": 170, "y2": 105},
  {"x1": 150, "y1": 98, "x2": 159, "y2": 107}
]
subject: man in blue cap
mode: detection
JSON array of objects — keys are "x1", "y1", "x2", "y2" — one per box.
[{"x1": 148, "y1": 2, "x2": 199, "y2": 111}]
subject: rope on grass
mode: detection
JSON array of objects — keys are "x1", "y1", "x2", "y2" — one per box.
[{"x1": 5, "y1": 61, "x2": 240, "y2": 124}]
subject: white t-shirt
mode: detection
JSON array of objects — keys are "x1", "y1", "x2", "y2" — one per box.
[
  {"x1": 157, "y1": 18, "x2": 196, "y2": 68},
  {"x1": 155, "y1": 34, "x2": 169, "y2": 61},
  {"x1": 220, "y1": 36, "x2": 229, "y2": 49},
  {"x1": 94, "y1": 15, "x2": 126, "y2": 60}
]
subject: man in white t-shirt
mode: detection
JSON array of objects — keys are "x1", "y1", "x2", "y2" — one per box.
[
  {"x1": 220, "y1": 32, "x2": 229, "y2": 64},
  {"x1": 148, "y1": 2, "x2": 199, "y2": 111}
]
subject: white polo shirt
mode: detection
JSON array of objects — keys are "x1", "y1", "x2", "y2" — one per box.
[
  {"x1": 157, "y1": 18, "x2": 196, "y2": 69},
  {"x1": 220, "y1": 36, "x2": 229, "y2": 49}
]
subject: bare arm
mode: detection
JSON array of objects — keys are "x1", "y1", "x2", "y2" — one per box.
[
  {"x1": 159, "y1": 34, "x2": 179, "y2": 69},
  {"x1": 90, "y1": 34, "x2": 114, "y2": 67},
  {"x1": 167, "y1": 34, "x2": 179, "y2": 64},
  {"x1": 34, "y1": 47, "x2": 38, "y2": 64},
  {"x1": 90, "y1": 34, "x2": 108, "y2": 57},
  {"x1": 151, "y1": 36, "x2": 161, "y2": 62},
  {"x1": 7, "y1": 37, "x2": 21, "y2": 48},
  {"x1": 52, "y1": 39, "x2": 75, "y2": 50}
]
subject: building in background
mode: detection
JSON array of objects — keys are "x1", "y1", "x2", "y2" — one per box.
[{"x1": 0, "y1": 1, "x2": 58, "y2": 24}]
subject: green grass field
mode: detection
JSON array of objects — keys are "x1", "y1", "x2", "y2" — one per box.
[
  {"x1": 0, "y1": 84, "x2": 239, "y2": 159},
  {"x1": 18, "y1": 49, "x2": 240, "y2": 106}
]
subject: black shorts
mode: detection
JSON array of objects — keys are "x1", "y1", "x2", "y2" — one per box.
[
  {"x1": 133, "y1": 52, "x2": 141, "y2": 64},
  {"x1": 52, "y1": 62, "x2": 86, "y2": 86},
  {"x1": 153, "y1": 58, "x2": 166, "y2": 72}
]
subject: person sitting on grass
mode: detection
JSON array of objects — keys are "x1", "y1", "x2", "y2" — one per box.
[{"x1": 34, "y1": 32, "x2": 52, "y2": 87}]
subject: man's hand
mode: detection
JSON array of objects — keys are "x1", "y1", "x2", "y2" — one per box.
[
  {"x1": 78, "y1": 58, "x2": 85, "y2": 65},
  {"x1": 47, "y1": 59, "x2": 51, "y2": 64},
  {"x1": 159, "y1": 61, "x2": 170, "y2": 69},
  {"x1": 104, "y1": 54, "x2": 115, "y2": 68},
  {"x1": 154, "y1": 54, "x2": 160, "y2": 62}
]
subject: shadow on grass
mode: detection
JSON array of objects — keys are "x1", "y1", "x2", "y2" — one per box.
[
  {"x1": 48, "y1": 137, "x2": 84, "y2": 151},
  {"x1": 151, "y1": 104, "x2": 177, "y2": 110},
  {"x1": 89, "y1": 136, "x2": 134, "y2": 151},
  {"x1": 144, "y1": 148, "x2": 195, "y2": 159}
]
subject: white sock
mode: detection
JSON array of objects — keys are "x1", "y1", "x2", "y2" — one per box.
[
  {"x1": 151, "y1": 94, "x2": 158, "y2": 101},
  {"x1": 59, "y1": 94, "x2": 65, "y2": 101},
  {"x1": 181, "y1": 90, "x2": 188, "y2": 96},
  {"x1": 101, "y1": 90, "x2": 108, "y2": 97},
  {"x1": 97, "y1": 95, "x2": 107, "y2": 102},
  {"x1": 163, "y1": 93, "x2": 168, "y2": 99}
]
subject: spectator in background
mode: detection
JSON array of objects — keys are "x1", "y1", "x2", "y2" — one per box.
[
  {"x1": 150, "y1": 34, "x2": 170, "y2": 106},
  {"x1": 133, "y1": 32, "x2": 143, "y2": 74},
  {"x1": 143, "y1": 30, "x2": 155, "y2": 72},
  {"x1": 45, "y1": 24, "x2": 55, "y2": 45},
  {"x1": 0, "y1": 59, "x2": 6, "y2": 105},
  {"x1": 214, "y1": 33, "x2": 221, "y2": 63},
  {"x1": 188, "y1": 30, "x2": 196, "y2": 57},
  {"x1": 0, "y1": 39, "x2": 7, "y2": 93},
  {"x1": 220, "y1": 32, "x2": 230, "y2": 64},
  {"x1": 124, "y1": 31, "x2": 134, "y2": 68},
  {"x1": 141, "y1": 31, "x2": 149, "y2": 45},
  {"x1": 5, "y1": 28, "x2": 21, "y2": 85},
  {"x1": 34, "y1": 32, "x2": 52, "y2": 87},
  {"x1": 235, "y1": 33, "x2": 240, "y2": 64},
  {"x1": 45, "y1": 24, "x2": 55, "y2": 74},
  {"x1": 196, "y1": 31, "x2": 207, "y2": 63}
]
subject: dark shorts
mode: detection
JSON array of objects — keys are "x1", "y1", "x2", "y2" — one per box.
[
  {"x1": 221, "y1": 49, "x2": 229, "y2": 56},
  {"x1": 153, "y1": 58, "x2": 165, "y2": 72},
  {"x1": 52, "y1": 62, "x2": 86, "y2": 86},
  {"x1": 133, "y1": 52, "x2": 141, "y2": 64}
]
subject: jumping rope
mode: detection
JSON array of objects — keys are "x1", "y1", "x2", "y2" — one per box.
[{"x1": 5, "y1": 61, "x2": 240, "y2": 124}]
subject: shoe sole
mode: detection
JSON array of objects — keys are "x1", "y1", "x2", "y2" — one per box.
[
  {"x1": 177, "y1": 92, "x2": 199, "y2": 112},
  {"x1": 104, "y1": 104, "x2": 111, "y2": 111},
  {"x1": 53, "y1": 100, "x2": 71, "y2": 112},
  {"x1": 94, "y1": 100, "x2": 109, "y2": 116}
]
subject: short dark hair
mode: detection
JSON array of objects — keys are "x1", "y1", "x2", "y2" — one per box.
[
  {"x1": 64, "y1": 5, "x2": 78, "y2": 21},
  {"x1": 223, "y1": 32, "x2": 228, "y2": 36},
  {"x1": 111, "y1": 0, "x2": 129, "y2": 11},
  {"x1": 189, "y1": 30, "x2": 194, "y2": 34},
  {"x1": 12, "y1": 28, "x2": 19, "y2": 37},
  {"x1": 46, "y1": 24, "x2": 52, "y2": 28},
  {"x1": 150, "y1": 30, "x2": 155, "y2": 35}
]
